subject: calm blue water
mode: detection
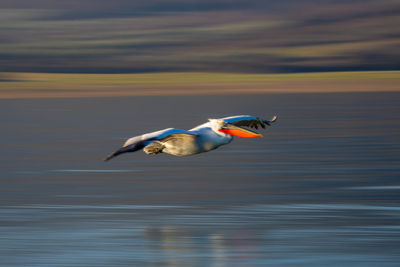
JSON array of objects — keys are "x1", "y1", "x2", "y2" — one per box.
[{"x1": 1, "y1": 93, "x2": 400, "y2": 266}]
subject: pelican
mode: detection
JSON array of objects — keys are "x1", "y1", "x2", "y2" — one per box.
[{"x1": 104, "y1": 115, "x2": 277, "y2": 161}]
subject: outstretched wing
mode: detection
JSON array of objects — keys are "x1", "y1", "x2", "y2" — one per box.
[
  {"x1": 220, "y1": 115, "x2": 277, "y2": 129},
  {"x1": 104, "y1": 128, "x2": 190, "y2": 161}
]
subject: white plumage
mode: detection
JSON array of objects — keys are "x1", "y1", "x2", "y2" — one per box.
[{"x1": 105, "y1": 115, "x2": 277, "y2": 161}]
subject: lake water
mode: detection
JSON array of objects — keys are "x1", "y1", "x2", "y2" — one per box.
[{"x1": 1, "y1": 93, "x2": 400, "y2": 266}]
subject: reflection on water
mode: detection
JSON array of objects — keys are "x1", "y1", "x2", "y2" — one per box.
[
  {"x1": 1, "y1": 93, "x2": 400, "y2": 266},
  {"x1": 1, "y1": 204, "x2": 400, "y2": 266}
]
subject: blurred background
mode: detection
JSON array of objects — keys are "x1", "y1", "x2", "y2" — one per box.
[
  {"x1": 1, "y1": 1, "x2": 400, "y2": 266},
  {"x1": 1, "y1": 0, "x2": 400, "y2": 74}
]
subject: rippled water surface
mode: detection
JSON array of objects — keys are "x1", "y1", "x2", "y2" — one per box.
[{"x1": 1, "y1": 93, "x2": 400, "y2": 266}]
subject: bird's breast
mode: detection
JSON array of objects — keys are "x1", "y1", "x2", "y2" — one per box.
[
  {"x1": 161, "y1": 128, "x2": 232, "y2": 156},
  {"x1": 197, "y1": 131, "x2": 232, "y2": 152}
]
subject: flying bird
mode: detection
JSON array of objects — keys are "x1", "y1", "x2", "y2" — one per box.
[{"x1": 104, "y1": 115, "x2": 277, "y2": 161}]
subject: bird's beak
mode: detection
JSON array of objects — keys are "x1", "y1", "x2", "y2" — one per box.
[{"x1": 219, "y1": 123, "x2": 263, "y2": 138}]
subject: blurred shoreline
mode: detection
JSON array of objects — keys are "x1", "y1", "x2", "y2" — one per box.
[{"x1": 1, "y1": 71, "x2": 399, "y2": 99}]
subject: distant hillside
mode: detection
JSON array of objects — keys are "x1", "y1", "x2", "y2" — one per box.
[{"x1": 0, "y1": 0, "x2": 399, "y2": 73}]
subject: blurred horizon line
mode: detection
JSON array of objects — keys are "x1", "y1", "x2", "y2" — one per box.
[{"x1": 1, "y1": 70, "x2": 399, "y2": 99}]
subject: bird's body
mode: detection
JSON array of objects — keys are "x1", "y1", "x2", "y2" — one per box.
[{"x1": 105, "y1": 115, "x2": 277, "y2": 161}]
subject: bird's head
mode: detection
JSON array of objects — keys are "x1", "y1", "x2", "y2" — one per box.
[{"x1": 209, "y1": 119, "x2": 263, "y2": 138}]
